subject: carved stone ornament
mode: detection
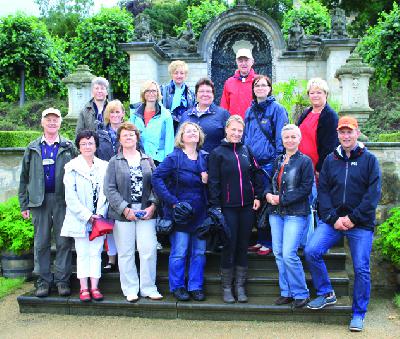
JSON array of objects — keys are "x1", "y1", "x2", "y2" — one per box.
[
  {"x1": 330, "y1": 7, "x2": 348, "y2": 39},
  {"x1": 135, "y1": 13, "x2": 154, "y2": 42},
  {"x1": 157, "y1": 21, "x2": 198, "y2": 55}
]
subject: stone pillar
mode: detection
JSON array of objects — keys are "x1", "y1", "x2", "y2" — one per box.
[
  {"x1": 335, "y1": 51, "x2": 374, "y2": 125},
  {"x1": 119, "y1": 42, "x2": 166, "y2": 104},
  {"x1": 62, "y1": 65, "x2": 95, "y2": 126},
  {"x1": 321, "y1": 40, "x2": 358, "y2": 102}
]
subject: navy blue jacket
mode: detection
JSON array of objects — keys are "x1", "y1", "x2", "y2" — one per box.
[
  {"x1": 318, "y1": 144, "x2": 381, "y2": 231},
  {"x1": 266, "y1": 151, "x2": 314, "y2": 216},
  {"x1": 151, "y1": 147, "x2": 208, "y2": 233},
  {"x1": 180, "y1": 103, "x2": 230, "y2": 153},
  {"x1": 297, "y1": 103, "x2": 339, "y2": 172},
  {"x1": 243, "y1": 97, "x2": 288, "y2": 166},
  {"x1": 161, "y1": 80, "x2": 195, "y2": 123},
  {"x1": 96, "y1": 127, "x2": 120, "y2": 161},
  {"x1": 208, "y1": 140, "x2": 264, "y2": 208}
]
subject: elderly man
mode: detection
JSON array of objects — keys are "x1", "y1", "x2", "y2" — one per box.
[
  {"x1": 220, "y1": 48, "x2": 257, "y2": 119},
  {"x1": 19, "y1": 108, "x2": 77, "y2": 297},
  {"x1": 305, "y1": 116, "x2": 381, "y2": 332},
  {"x1": 76, "y1": 77, "x2": 109, "y2": 133}
]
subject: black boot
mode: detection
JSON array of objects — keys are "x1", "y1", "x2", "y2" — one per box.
[
  {"x1": 221, "y1": 268, "x2": 235, "y2": 303},
  {"x1": 235, "y1": 266, "x2": 248, "y2": 303}
]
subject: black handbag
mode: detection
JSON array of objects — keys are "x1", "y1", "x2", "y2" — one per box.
[{"x1": 155, "y1": 218, "x2": 173, "y2": 235}]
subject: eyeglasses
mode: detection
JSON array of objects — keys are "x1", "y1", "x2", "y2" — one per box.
[
  {"x1": 254, "y1": 84, "x2": 270, "y2": 88},
  {"x1": 145, "y1": 89, "x2": 157, "y2": 94},
  {"x1": 197, "y1": 90, "x2": 213, "y2": 94},
  {"x1": 79, "y1": 142, "x2": 95, "y2": 147}
]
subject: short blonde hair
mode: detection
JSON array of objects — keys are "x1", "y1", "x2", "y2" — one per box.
[
  {"x1": 140, "y1": 80, "x2": 162, "y2": 103},
  {"x1": 226, "y1": 115, "x2": 245, "y2": 128},
  {"x1": 103, "y1": 99, "x2": 125, "y2": 125},
  {"x1": 168, "y1": 60, "x2": 189, "y2": 77},
  {"x1": 281, "y1": 124, "x2": 301, "y2": 138},
  {"x1": 307, "y1": 77, "x2": 329, "y2": 95},
  {"x1": 174, "y1": 122, "x2": 205, "y2": 151}
]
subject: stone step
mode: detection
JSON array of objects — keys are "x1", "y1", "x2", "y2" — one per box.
[
  {"x1": 17, "y1": 292, "x2": 352, "y2": 324},
  {"x1": 69, "y1": 270, "x2": 349, "y2": 297}
]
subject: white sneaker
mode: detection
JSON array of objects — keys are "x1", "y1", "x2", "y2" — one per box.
[
  {"x1": 146, "y1": 291, "x2": 163, "y2": 300},
  {"x1": 126, "y1": 294, "x2": 139, "y2": 302}
]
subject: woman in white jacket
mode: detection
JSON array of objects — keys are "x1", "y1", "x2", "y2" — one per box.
[{"x1": 61, "y1": 130, "x2": 108, "y2": 302}]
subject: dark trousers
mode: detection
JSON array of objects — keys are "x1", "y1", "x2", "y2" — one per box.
[
  {"x1": 31, "y1": 193, "x2": 72, "y2": 284},
  {"x1": 221, "y1": 205, "x2": 255, "y2": 269}
]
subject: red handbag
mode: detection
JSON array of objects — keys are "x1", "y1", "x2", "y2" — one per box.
[{"x1": 89, "y1": 218, "x2": 114, "y2": 241}]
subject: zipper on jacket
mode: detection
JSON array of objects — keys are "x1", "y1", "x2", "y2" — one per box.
[
  {"x1": 233, "y1": 143, "x2": 244, "y2": 206},
  {"x1": 226, "y1": 183, "x2": 230, "y2": 203},
  {"x1": 343, "y1": 161, "x2": 349, "y2": 204}
]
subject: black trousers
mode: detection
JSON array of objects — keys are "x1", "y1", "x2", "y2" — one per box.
[{"x1": 221, "y1": 205, "x2": 255, "y2": 269}]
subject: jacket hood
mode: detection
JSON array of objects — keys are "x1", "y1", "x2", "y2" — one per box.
[
  {"x1": 333, "y1": 142, "x2": 366, "y2": 160},
  {"x1": 251, "y1": 96, "x2": 276, "y2": 109},
  {"x1": 64, "y1": 154, "x2": 106, "y2": 178}
]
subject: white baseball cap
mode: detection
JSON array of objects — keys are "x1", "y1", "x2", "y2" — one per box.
[{"x1": 236, "y1": 48, "x2": 253, "y2": 59}]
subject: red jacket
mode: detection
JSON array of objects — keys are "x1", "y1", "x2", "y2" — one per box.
[{"x1": 220, "y1": 68, "x2": 257, "y2": 119}]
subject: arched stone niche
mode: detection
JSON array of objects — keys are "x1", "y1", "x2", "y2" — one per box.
[{"x1": 198, "y1": 6, "x2": 285, "y2": 101}]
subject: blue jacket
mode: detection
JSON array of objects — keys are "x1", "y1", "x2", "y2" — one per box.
[
  {"x1": 129, "y1": 102, "x2": 174, "y2": 163},
  {"x1": 180, "y1": 103, "x2": 230, "y2": 153},
  {"x1": 243, "y1": 97, "x2": 288, "y2": 166},
  {"x1": 161, "y1": 80, "x2": 195, "y2": 123},
  {"x1": 96, "y1": 126, "x2": 120, "y2": 161},
  {"x1": 297, "y1": 103, "x2": 339, "y2": 172},
  {"x1": 318, "y1": 144, "x2": 381, "y2": 231},
  {"x1": 152, "y1": 147, "x2": 208, "y2": 233}
]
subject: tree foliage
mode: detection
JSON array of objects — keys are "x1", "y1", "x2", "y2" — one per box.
[
  {"x1": 320, "y1": 0, "x2": 399, "y2": 37},
  {"x1": 239, "y1": 0, "x2": 292, "y2": 26},
  {"x1": 357, "y1": 2, "x2": 400, "y2": 89},
  {"x1": 0, "y1": 13, "x2": 72, "y2": 102},
  {"x1": 174, "y1": 0, "x2": 227, "y2": 38},
  {"x1": 282, "y1": 0, "x2": 331, "y2": 39},
  {"x1": 34, "y1": 0, "x2": 94, "y2": 39},
  {"x1": 142, "y1": 0, "x2": 188, "y2": 37},
  {"x1": 73, "y1": 7, "x2": 134, "y2": 100}
]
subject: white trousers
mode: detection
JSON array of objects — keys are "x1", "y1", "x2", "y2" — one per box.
[
  {"x1": 74, "y1": 235, "x2": 104, "y2": 279},
  {"x1": 113, "y1": 219, "x2": 158, "y2": 296},
  {"x1": 106, "y1": 233, "x2": 117, "y2": 256}
]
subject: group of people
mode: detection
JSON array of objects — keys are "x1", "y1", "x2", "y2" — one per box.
[{"x1": 18, "y1": 48, "x2": 381, "y2": 332}]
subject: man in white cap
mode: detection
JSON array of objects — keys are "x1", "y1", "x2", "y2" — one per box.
[
  {"x1": 220, "y1": 48, "x2": 257, "y2": 119},
  {"x1": 19, "y1": 108, "x2": 77, "y2": 298}
]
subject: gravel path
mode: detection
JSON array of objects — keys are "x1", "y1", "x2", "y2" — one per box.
[{"x1": 1, "y1": 282, "x2": 399, "y2": 339}]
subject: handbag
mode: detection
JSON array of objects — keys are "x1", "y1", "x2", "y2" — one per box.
[
  {"x1": 155, "y1": 218, "x2": 173, "y2": 235},
  {"x1": 89, "y1": 217, "x2": 114, "y2": 241}
]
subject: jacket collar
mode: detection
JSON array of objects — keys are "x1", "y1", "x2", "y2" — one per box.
[
  {"x1": 334, "y1": 142, "x2": 365, "y2": 160},
  {"x1": 134, "y1": 102, "x2": 162, "y2": 119},
  {"x1": 116, "y1": 150, "x2": 150, "y2": 161},
  {"x1": 233, "y1": 68, "x2": 256, "y2": 82}
]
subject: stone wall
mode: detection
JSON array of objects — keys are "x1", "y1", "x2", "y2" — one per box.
[{"x1": 0, "y1": 148, "x2": 24, "y2": 203}]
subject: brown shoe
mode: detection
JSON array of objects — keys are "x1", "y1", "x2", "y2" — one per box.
[{"x1": 274, "y1": 296, "x2": 294, "y2": 305}]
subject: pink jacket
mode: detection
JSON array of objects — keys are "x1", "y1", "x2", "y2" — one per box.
[{"x1": 220, "y1": 68, "x2": 257, "y2": 119}]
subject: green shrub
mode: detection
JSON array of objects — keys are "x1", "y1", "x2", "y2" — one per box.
[
  {"x1": 0, "y1": 197, "x2": 34, "y2": 254},
  {"x1": 394, "y1": 294, "x2": 400, "y2": 309},
  {"x1": 374, "y1": 207, "x2": 400, "y2": 267},
  {"x1": 282, "y1": 0, "x2": 331, "y2": 40},
  {"x1": 0, "y1": 277, "x2": 25, "y2": 299},
  {"x1": 377, "y1": 132, "x2": 400, "y2": 142},
  {"x1": 0, "y1": 131, "x2": 42, "y2": 148}
]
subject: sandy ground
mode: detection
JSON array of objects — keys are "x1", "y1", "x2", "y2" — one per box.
[{"x1": 1, "y1": 282, "x2": 399, "y2": 339}]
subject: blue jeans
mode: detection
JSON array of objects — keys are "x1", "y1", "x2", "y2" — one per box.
[
  {"x1": 304, "y1": 220, "x2": 373, "y2": 318},
  {"x1": 257, "y1": 163, "x2": 273, "y2": 247},
  {"x1": 270, "y1": 214, "x2": 309, "y2": 299},
  {"x1": 169, "y1": 231, "x2": 206, "y2": 292}
]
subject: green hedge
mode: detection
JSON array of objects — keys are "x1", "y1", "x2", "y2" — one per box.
[
  {"x1": 377, "y1": 132, "x2": 400, "y2": 142},
  {"x1": 0, "y1": 131, "x2": 42, "y2": 148}
]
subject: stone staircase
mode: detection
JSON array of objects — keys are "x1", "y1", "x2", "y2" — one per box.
[{"x1": 18, "y1": 243, "x2": 352, "y2": 323}]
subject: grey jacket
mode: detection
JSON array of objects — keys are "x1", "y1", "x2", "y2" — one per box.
[
  {"x1": 104, "y1": 152, "x2": 158, "y2": 221},
  {"x1": 76, "y1": 98, "x2": 108, "y2": 133},
  {"x1": 18, "y1": 135, "x2": 77, "y2": 211}
]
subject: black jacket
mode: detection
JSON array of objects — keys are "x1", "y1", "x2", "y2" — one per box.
[
  {"x1": 318, "y1": 144, "x2": 381, "y2": 231},
  {"x1": 266, "y1": 151, "x2": 314, "y2": 216},
  {"x1": 297, "y1": 103, "x2": 339, "y2": 172},
  {"x1": 208, "y1": 140, "x2": 264, "y2": 208}
]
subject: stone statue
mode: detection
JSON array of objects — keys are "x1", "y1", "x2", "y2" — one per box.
[
  {"x1": 157, "y1": 21, "x2": 198, "y2": 55},
  {"x1": 330, "y1": 7, "x2": 348, "y2": 39},
  {"x1": 287, "y1": 19, "x2": 304, "y2": 51},
  {"x1": 135, "y1": 13, "x2": 154, "y2": 42},
  {"x1": 287, "y1": 19, "x2": 321, "y2": 51}
]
